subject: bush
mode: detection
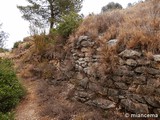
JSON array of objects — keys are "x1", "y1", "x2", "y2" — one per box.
[
  {"x1": 0, "y1": 58, "x2": 25, "y2": 113},
  {"x1": 34, "y1": 34, "x2": 53, "y2": 54},
  {"x1": 13, "y1": 41, "x2": 21, "y2": 49},
  {"x1": 56, "y1": 12, "x2": 83, "y2": 38}
]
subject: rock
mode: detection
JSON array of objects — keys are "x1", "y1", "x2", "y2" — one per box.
[
  {"x1": 155, "y1": 88, "x2": 160, "y2": 95},
  {"x1": 130, "y1": 94, "x2": 146, "y2": 104},
  {"x1": 126, "y1": 59, "x2": 137, "y2": 67},
  {"x1": 79, "y1": 77, "x2": 89, "y2": 89},
  {"x1": 102, "y1": 79, "x2": 113, "y2": 87},
  {"x1": 119, "y1": 49, "x2": 141, "y2": 58},
  {"x1": 147, "y1": 68, "x2": 160, "y2": 75},
  {"x1": 98, "y1": 88, "x2": 108, "y2": 96},
  {"x1": 76, "y1": 72, "x2": 85, "y2": 80},
  {"x1": 81, "y1": 41, "x2": 91, "y2": 47},
  {"x1": 137, "y1": 59, "x2": 151, "y2": 66},
  {"x1": 114, "y1": 66, "x2": 134, "y2": 76},
  {"x1": 75, "y1": 36, "x2": 89, "y2": 48},
  {"x1": 128, "y1": 85, "x2": 137, "y2": 92},
  {"x1": 133, "y1": 76, "x2": 146, "y2": 85},
  {"x1": 81, "y1": 62, "x2": 88, "y2": 68},
  {"x1": 134, "y1": 67, "x2": 147, "y2": 74},
  {"x1": 121, "y1": 99, "x2": 149, "y2": 113},
  {"x1": 112, "y1": 76, "x2": 122, "y2": 82},
  {"x1": 108, "y1": 88, "x2": 119, "y2": 96},
  {"x1": 144, "y1": 96, "x2": 160, "y2": 107},
  {"x1": 74, "y1": 91, "x2": 94, "y2": 102},
  {"x1": 88, "y1": 82, "x2": 102, "y2": 93},
  {"x1": 147, "y1": 79, "x2": 160, "y2": 88},
  {"x1": 153, "y1": 108, "x2": 160, "y2": 114},
  {"x1": 153, "y1": 55, "x2": 160, "y2": 62},
  {"x1": 83, "y1": 57, "x2": 90, "y2": 62},
  {"x1": 81, "y1": 48, "x2": 89, "y2": 52},
  {"x1": 136, "y1": 85, "x2": 155, "y2": 95},
  {"x1": 91, "y1": 98, "x2": 116, "y2": 109},
  {"x1": 115, "y1": 82, "x2": 128, "y2": 90},
  {"x1": 107, "y1": 39, "x2": 118, "y2": 46},
  {"x1": 78, "y1": 53, "x2": 85, "y2": 58},
  {"x1": 77, "y1": 36, "x2": 88, "y2": 43}
]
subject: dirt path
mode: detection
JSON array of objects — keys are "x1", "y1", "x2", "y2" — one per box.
[{"x1": 15, "y1": 77, "x2": 41, "y2": 120}]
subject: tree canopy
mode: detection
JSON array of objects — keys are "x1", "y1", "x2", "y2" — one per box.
[
  {"x1": 101, "y1": 2, "x2": 123, "y2": 13},
  {"x1": 17, "y1": 0, "x2": 83, "y2": 31}
]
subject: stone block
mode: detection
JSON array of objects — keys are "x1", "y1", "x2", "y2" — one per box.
[
  {"x1": 119, "y1": 49, "x2": 141, "y2": 58},
  {"x1": 90, "y1": 98, "x2": 116, "y2": 109},
  {"x1": 136, "y1": 85, "x2": 155, "y2": 95},
  {"x1": 121, "y1": 99, "x2": 149, "y2": 113},
  {"x1": 115, "y1": 82, "x2": 128, "y2": 90},
  {"x1": 126, "y1": 59, "x2": 137, "y2": 67}
]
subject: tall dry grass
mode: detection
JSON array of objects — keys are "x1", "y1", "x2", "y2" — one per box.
[{"x1": 71, "y1": 0, "x2": 160, "y2": 54}]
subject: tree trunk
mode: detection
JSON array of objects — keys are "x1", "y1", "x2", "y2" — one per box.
[{"x1": 49, "y1": 0, "x2": 54, "y2": 33}]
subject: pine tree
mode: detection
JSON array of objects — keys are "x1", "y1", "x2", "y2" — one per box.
[{"x1": 17, "y1": 0, "x2": 83, "y2": 31}]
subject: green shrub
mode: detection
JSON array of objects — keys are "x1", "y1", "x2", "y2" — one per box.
[
  {"x1": 0, "y1": 112, "x2": 14, "y2": 120},
  {"x1": 57, "y1": 12, "x2": 83, "y2": 38},
  {"x1": 0, "y1": 58, "x2": 25, "y2": 113},
  {"x1": 13, "y1": 41, "x2": 21, "y2": 49}
]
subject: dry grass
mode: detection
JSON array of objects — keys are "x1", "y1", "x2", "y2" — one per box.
[{"x1": 72, "y1": 0, "x2": 160, "y2": 54}]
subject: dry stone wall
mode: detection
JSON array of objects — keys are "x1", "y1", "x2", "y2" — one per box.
[{"x1": 69, "y1": 35, "x2": 160, "y2": 114}]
